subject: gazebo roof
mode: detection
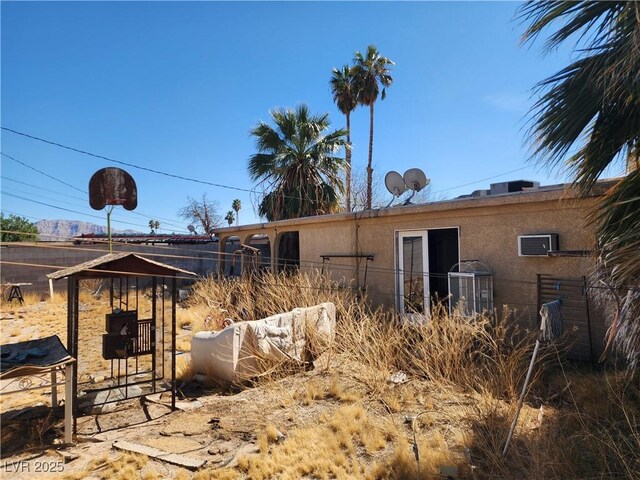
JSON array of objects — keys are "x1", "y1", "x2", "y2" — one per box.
[{"x1": 47, "y1": 252, "x2": 197, "y2": 280}]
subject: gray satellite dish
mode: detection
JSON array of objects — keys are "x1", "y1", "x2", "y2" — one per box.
[
  {"x1": 187, "y1": 225, "x2": 196, "y2": 235},
  {"x1": 403, "y1": 168, "x2": 430, "y2": 205},
  {"x1": 403, "y1": 168, "x2": 429, "y2": 192},
  {"x1": 384, "y1": 171, "x2": 406, "y2": 207}
]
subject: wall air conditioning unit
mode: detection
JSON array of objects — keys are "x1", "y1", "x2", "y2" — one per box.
[{"x1": 518, "y1": 234, "x2": 559, "y2": 257}]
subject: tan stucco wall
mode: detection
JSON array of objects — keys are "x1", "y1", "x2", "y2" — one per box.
[{"x1": 213, "y1": 186, "x2": 608, "y2": 357}]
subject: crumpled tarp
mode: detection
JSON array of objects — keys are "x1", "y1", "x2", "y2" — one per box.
[{"x1": 191, "y1": 303, "x2": 336, "y2": 382}]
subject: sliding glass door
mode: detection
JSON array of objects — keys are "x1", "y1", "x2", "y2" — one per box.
[
  {"x1": 397, "y1": 231, "x2": 429, "y2": 314},
  {"x1": 396, "y1": 228, "x2": 460, "y2": 316}
]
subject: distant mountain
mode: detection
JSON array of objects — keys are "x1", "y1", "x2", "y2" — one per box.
[{"x1": 36, "y1": 220, "x2": 140, "y2": 241}]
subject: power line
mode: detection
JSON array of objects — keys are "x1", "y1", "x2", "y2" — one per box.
[
  {"x1": 1, "y1": 151, "x2": 85, "y2": 193},
  {"x1": 430, "y1": 166, "x2": 531, "y2": 195},
  {"x1": 1, "y1": 127, "x2": 253, "y2": 194},
  {"x1": 2, "y1": 235, "x2": 632, "y2": 293},
  {"x1": 1, "y1": 155, "x2": 191, "y2": 233},
  {"x1": 2, "y1": 185, "x2": 89, "y2": 211},
  {"x1": 2, "y1": 176, "x2": 87, "y2": 202},
  {"x1": 2, "y1": 127, "x2": 541, "y2": 206},
  {"x1": 2, "y1": 192, "x2": 145, "y2": 228},
  {"x1": 0, "y1": 260, "x2": 198, "y2": 282}
]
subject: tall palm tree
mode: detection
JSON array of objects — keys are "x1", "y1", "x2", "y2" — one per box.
[
  {"x1": 352, "y1": 45, "x2": 394, "y2": 210},
  {"x1": 224, "y1": 211, "x2": 235, "y2": 227},
  {"x1": 520, "y1": 1, "x2": 640, "y2": 368},
  {"x1": 232, "y1": 199, "x2": 241, "y2": 226},
  {"x1": 330, "y1": 65, "x2": 358, "y2": 212},
  {"x1": 148, "y1": 219, "x2": 160, "y2": 234},
  {"x1": 248, "y1": 105, "x2": 347, "y2": 221}
]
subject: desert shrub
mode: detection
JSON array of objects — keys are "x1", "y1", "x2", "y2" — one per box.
[{"x1": 185, "y1": 271, "x2": 639, "y2": 479}]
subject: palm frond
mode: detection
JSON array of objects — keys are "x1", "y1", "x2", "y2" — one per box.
[
  {"x1": 523, "y1": 0, "x2": 640, "y2": 368},
  {"x1": 248, "y1": 104, "x2": 347, "y2": 221}
]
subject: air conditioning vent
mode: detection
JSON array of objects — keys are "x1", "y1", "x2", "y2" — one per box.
[{"x1": 518, "y1": 234, "x2": 559, "y2": 257}]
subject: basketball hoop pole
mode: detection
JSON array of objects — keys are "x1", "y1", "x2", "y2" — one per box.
[
  {"x1": 89, "y1": 167, "x2": 138, "y2": 251},
  {"x1": 107, "y1": 205, "x2": 114, "y2": 253}
]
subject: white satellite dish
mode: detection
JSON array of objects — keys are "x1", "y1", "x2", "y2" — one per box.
[
  {"x1": 187, "y1": 224, "x2": 196, "y2": 235},
  {"x1": 384, "y1": 171, "x2": 406, "y2": 207},
  {"x1": 403, "y1": 168, "x2": 429, "y2": 192},
  {"x1": 385, "y1": 171, "x2": 406, "y2": 196}
]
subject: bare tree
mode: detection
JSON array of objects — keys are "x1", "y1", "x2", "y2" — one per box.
[{"x1": 178, "y1": 194, "x2": 222, "y2": 234}]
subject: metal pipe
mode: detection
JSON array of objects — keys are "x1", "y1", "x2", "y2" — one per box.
[{"x1": 502, "y1": 338, "x2": 541, "y2": 456}]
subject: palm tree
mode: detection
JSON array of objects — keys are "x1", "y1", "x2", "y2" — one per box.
[
  {"x1": 148, "y1": 219, "x2": 160, "y2": 234},
  {"x1": 520, "y1": 1, "x2": 640, "y2": 368},
  {"x1": 330, "y1": 65, "x2": 358, "y2": 212},
  {"x1": 232, "y1": 199, "x2": 241, "y2": 226},
  {"x1": 248, "y1": 104, "x2": 347, "y2": 221},
  {"x1": 224, "y1": 211, "x2": 235, "y2": 227},
  {"x1": 352, "y1": 45, "x2": 394, "y2": 210}
]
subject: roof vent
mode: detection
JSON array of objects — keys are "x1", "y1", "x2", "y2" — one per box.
[{"x1": 490, "y1": 180, "x2": 540, "y2": 195}]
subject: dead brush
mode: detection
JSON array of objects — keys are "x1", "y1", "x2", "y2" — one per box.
[
  {"x1": 183, "y1": 271, "x2": 639, "y2": 479},
  {"x1": 465, "y1": 370, "x2": 640, "y2": 480},
  {"x1": 188, "y1": 271, "x2": 361, "y2": 323},
  {"x1": 62, "y1": 453, "x2": 151, "y2": 480},
  {"x1": 334, "y1": 302, "x2": 551, "y2": 400}
]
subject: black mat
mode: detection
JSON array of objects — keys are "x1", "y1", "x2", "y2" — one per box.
[{"x1": 1, "y1": 335, "x2": 72, "y2": 374}]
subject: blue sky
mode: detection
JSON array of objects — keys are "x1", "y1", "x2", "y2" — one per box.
[{"x1": 1, "y1": 1, "x2": 625, "y2": 234}]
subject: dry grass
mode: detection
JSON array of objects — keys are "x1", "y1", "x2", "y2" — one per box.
[
  {"x1": 62, "y1": 452, "x2": 153, "y2": 480},
  {"x1": 176, "y1": 354, "x2": 195, "y2": 382},
  {"x1": 186, "y1": 271, "x2": 640, "y2": 479},
  {"x1": 233, "y1": 404, "x2": 394, "y2": 479},
  {"x1": 2, "y1": 271, "x2": 639, "y2": 479}
]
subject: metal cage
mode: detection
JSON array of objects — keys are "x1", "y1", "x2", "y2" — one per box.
[{"x1": 448, "y1": 260, "x2": 493, "y2": 316}]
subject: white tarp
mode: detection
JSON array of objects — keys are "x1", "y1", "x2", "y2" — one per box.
[{"x1": 191, "y1": 302, "x2": 336, "y2": 382}]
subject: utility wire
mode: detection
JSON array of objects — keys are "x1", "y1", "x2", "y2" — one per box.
[
  {"x1": 1, "y1": 127, "x2": 253, "y2": 194},
  {"x1": 2, "y1": 186, "x2": 89, "y2": 210},
  {"x1": 2, "y1": 127, "x2": 544, "y2": 205},
  {"x1": 2, "y1": 192, "x2": 145, "y2": 228},
  {"x1": 1, "y1": 235, "x2": 633, "y2": 293},
  {"x1": 1, "y1": 156, "x2": 191, "y2": 233},
  {"x1": 0, "y1": 226, "x2": 597, "y2": 283},
  {"x1": 1, "y1": 151, "x2": 85, "y2": 193},
  {"x1": 430, "y1": 166, "x2": 531, "y2": 195},
  {"x1": 2, "y1": 176, "x2": 87, "y2": 202},
  {"x1": 2, "y1": 174, "x2": 187, "y2": 231}
]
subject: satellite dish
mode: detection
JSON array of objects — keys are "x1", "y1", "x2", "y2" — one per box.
[
  {"x1": 384, "y1": 171, "x2": 407, "y2": 207},
  {"x1": 403, "y1": 168, "x2": 429, "y2": 192},
  {"x1": 187, "y1": 225, "x2": 196, "y2": 235},
  {"x1": 402, "y1": 168, "x2": 430, "y2": 205},
  {"x1": 385, "y1": 171, "x2": 406, "y2": 196}
]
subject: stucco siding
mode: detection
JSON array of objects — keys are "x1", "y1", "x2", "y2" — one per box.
[{"x1": 212, "y1": 184, "x2": 611, "y2": 360}]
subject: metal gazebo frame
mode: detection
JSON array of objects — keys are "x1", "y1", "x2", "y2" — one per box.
[{"x1": 47, "y1": 252, "x2": 195, "y2": 435}]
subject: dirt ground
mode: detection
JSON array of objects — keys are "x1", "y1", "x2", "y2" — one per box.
[
  {"x1": 2, "y1": 345, "x2": 494, "y2": 479},
  {"x1": 1, "y1": 297, "x2": 541, "y2": 479}
]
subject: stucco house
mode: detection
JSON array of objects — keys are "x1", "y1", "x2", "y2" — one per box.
[{"x1": 212, "y1": 179, "x2": 618, "y2": 361}]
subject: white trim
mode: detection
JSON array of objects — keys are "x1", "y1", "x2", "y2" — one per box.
[
  {"x1": 394, "y1": 227, "x2": 461, "y2": 314},
  {"x1": 396, "y1": 231, "x2": 429, "y2": 314}
]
